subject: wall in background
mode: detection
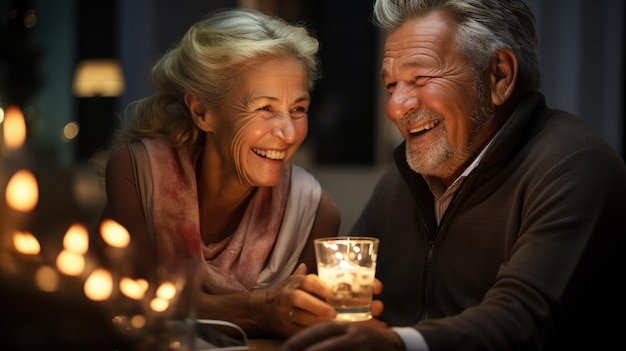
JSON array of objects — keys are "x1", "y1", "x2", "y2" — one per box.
[
  {"x1": 1, "y1": 0, "x2": 623, "y2": 234},
  {"x1": 526, "y1": 0, "x2": 624, "y2": 156}
]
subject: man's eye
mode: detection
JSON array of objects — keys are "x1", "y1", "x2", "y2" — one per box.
[
  {"x1": 385, "y1": 82, "x2": 396, "y2": 94},
  {"x1": 257, "y1": 106, "x2": 272, "y2": 112},
  {"x1": 415, "y1": 76, "x2": 431, "y2": 86}
]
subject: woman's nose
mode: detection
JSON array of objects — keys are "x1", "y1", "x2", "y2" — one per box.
[
  {"x1": 271, "y1": 117, "x2": 296, "y2": 143},
  {"x1": 386, "y1": 81, "x2": 420, "y2": 120}
]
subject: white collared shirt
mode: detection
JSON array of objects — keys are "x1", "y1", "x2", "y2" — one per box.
[{"x1": 424, "y1": 138, "x2": 493, "y2": 225}]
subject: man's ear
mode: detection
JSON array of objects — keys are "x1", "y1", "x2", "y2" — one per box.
[
  {"x1": 489, "y1": 48, "x2": 518, "y2": 106},
  {"x1": 185, "y1": 93, "x2": 213, "y2": 132}
]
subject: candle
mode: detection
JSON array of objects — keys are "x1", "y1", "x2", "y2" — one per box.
[
  {"x1": 63, "y1": 223, "x2": 89, "y2": 254},
  {"x1": 2, "y1": 105, "x2": 26, "y2": 151},
  {"x1": 12, "y1": 230, "x2": 40, "y2": 255},
  {"x1": 99, "y1": 218, "x2": 130, "y2": 249},
  {"x1": 84, "y1": 267, "x2": 113, "y2": 301},
  {"x1": 1, "y1": 105, "x2": 37, "y2": 257}
]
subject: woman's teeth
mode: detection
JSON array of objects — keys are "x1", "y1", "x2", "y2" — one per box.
[{"x1": 252, "y1": 148, "x2": 285, "y2": 160}]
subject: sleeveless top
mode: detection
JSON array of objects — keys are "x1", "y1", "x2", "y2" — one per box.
[{"x1": 127, "y1": 138, "x2": 321, "y2": 293}]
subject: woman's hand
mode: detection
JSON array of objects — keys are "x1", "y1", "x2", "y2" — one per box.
[
  {"x1": 371, "y1": 278, "x2": 384, "y2": 319},
  {"x1": 251, "y1": 263, "x2": 337, "y2": 336},
  {"x1": 250, "y1": 263, "x2": 386, "y2": 337}
]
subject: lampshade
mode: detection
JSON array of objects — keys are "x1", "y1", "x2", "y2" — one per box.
[{"x1": 72, "y1": 59, "x2": 125, "y2": 97}]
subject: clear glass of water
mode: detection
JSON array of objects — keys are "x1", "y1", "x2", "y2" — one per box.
[{"x1": 314, "y1": 236, "x2": 379, "y2": 322}]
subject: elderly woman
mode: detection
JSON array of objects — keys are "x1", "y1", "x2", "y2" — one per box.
[{"x1": 99, "y1": 8, "x2": 340, "y2": 337}]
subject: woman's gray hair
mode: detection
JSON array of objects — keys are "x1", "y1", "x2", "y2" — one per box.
[
  {"x1": 112, "y1": 8, "x2": 320, "y2": 149},
  {"x1": 373, "y1": 0, "x2": 541, "y2": 92}
]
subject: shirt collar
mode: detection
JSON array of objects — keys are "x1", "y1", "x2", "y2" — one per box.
[{"x1": 423, "y1": 129, "x2": 501, "y2": 195}]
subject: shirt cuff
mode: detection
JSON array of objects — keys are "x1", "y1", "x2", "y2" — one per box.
[{"x1": 392, "y1": 326, "x2": 429, "y2": 351}]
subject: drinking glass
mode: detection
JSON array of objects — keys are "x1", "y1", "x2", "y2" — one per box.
[{"x1": 314, "y1": 236, "x2": 379, "y2": 322}]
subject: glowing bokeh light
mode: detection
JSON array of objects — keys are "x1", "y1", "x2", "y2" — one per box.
[
  {"x1": 156, "y1": 282, "x2": 176, "y2": 300},
  {"x1": 150, "y1": 297, "x2": 169, "y2": 312},
  {"x1": 84, "y1": 268, "x2": 113, "y2": 301},
  {"x1": 62, "y1": 223, "x2": 89, "y2": 254},
  {"x1": 62, "y1": 121, "x2": 79, "y2": 141},
  {"x1": 35, "y1": 265, "x2": 59, "y2": 292},
  {"x1": 5, "y1": 169, "x2": 38, "y2": 212},
  {"x1": 2, "y1": 105, "x2": 26, "y2": 149},
  {"x1": 12, "y1": 231, "x2": 40, "y2": 255},
  {"x1": 23, "y1": 9, "x2": 37, "y2": 28},
  {"x1": 130, "y1": 314, "x2": 146, "y2": 328},
  {"x1": 100, "y1": 218, "x2": 131, "y2": 248},
  {"x1": 120, "y1": 277, "x2": 148, "y2": 300},
  {"x1": 56, "y1": 250, "x2": 85, "y2": 276}
]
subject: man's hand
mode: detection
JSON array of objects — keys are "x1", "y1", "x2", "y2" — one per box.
[{"x1": 281, "y1": 322, "x2": 405, "y2": 351}]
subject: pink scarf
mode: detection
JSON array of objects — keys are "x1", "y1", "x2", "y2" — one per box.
[{"x1": 143, "y1": 138, "x2": 289, "y2": 293}]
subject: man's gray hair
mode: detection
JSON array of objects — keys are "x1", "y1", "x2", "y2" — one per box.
[{"x1": 373, "y1": 0, "x2": 542, "y2": 91}]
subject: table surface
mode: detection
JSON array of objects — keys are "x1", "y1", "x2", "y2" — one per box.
[{"x1": 249, "y1": 338, "x2": 283, "y2": 351}]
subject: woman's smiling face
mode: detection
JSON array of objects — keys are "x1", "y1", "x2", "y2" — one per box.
[{"x1": 212, "y1": 56, "x2": 310, "y2": 187}]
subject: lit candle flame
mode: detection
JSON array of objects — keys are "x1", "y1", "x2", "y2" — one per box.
[
  {"x1": 120, "y1": 276, "x2": 148, "y2": 300},
  {"x1": 5, "y1": 169, "x2": 38, "y2": 212},
  {"x1": 84, "y1": 268, "x2": 113, "y2": 301},
  {"x1": 56, "y1": 249, "x2": 85, "y2": 276},
  {"x1": 12, "y1": 231, "x2": 40, "y2": 255},
  {"x1": 3, "y1": 105, "x2": 26, "y2": 149},
  {"x1": 63, "y1": 223, "x2": 89, "y2": 254},
  {"x1": 147, "y1": 281, "x2": 178, "y2": 312},
  {"x1": 99, "y1": 218, "x2": 130, "y2": 248},
  {"x1": 150, "y1": 297, "x2": 170, "y2": 312},
  {"x1": 156, "y1": 281, "x2": 177, "y2": 300}
]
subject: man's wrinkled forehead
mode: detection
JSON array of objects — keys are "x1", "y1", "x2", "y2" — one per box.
[{"x1": 380, "y1": 11, "x2": 458, "y2": 76}]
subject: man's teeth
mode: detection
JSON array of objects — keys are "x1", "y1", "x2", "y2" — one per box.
[
  {"x1": 253, "y1": 148, "x2": 286, "y2": 160},
  {"x1": 409, "y1": 121, "x2": 438, "y2": 134}
]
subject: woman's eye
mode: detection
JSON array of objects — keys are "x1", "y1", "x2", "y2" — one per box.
[
  {"x1": 292, "y1": 106, "x2": 307, "y2": 113},
  {"x1": 290, "y1": 107, "x2": 307, "y2": 119}
]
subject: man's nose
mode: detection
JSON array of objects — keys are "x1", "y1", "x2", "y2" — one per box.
[{"x1": 386, "y1": 82, "x2": 420, "y2": 120}]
